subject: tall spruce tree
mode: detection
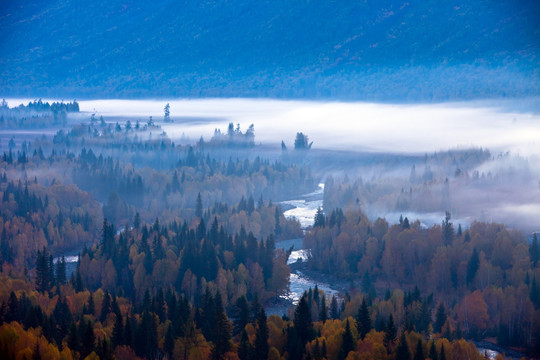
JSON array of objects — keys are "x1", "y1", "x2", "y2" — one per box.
[
  {"x1": 164, "y1": 323, "x2": 174, "y2": 358},
  {"x1": 319, "y1": 296, "x2": 328, "y2": 323},
  {"x1": 314, "y1": 207, "x2": 325, "y2": 228},
  {"x1": 234, "y1": 295, "x2": 250, "y2": 335},
  {"x1": 212, "y1": 293, "x2": 232, "y2": 360},
  {"x1": 440, "y1": 344, "x2": 446, "y2": 360},
  {"x1": 338, "y1": 319, "x2": 355, "y2": 360},
  {"x1": 36, "y1": 248, "x2": 51, "y2": 292},
  {"x1": 429, "y1": 341, "x2": 438, "y2": 360},
  {"x1": 112, "y1": 311, "x2": 124, "y2": 347},
  {"x1": 396, "y1": 333, "x2": 411, "y2": 360},
  {"x1": 254, "y1": 308, "x2": 269, "y2": 360},
  {"x1": 196, "y1": 192, "x2": 203, "y2": 218},
  {"x1": 238, "y1": 329, "x2": 252, "y2": 360},
  {"x1": 294, "y1": 296, "x2": 314, "y2": 346},
  {"x1": 330, "y1": 295, "x2": 340, "y2": 319},
  {"x1": 414, "y1": 339, "x2": 425, "y2": 360},
  {"x1": 434, "y1": 303, "x2": 446, "y2": 334},
  {"x1": 56, "y1": 256, "x2": 67, "y2": 285},
  {"x1": 442, "y1": 212, "x2": 454, "y2": 245},
  {"x1": 356, "y1": 298, "x2": 372, "y2": 340},
  {"x1": 384, "y1": 314, "x2": 397, "y2": 347},
  {"x1": 466, "y1": 248, "x2": 480, "y2": 285}
]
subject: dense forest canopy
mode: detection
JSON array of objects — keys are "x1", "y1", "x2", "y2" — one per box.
[
  {"x1": 1, "y1": 0, "x2": 539, "y2": 358},
  {"x1": 0, "y1": 104, "x2": 538, "y2": 359}
]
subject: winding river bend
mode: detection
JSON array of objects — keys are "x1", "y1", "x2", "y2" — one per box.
[
  {"x1": 271, "y1": 184, "x2": 342, "y2": 311},
  {"x1": 271, "y1": 184, "x2": 520, "y2": 360}
]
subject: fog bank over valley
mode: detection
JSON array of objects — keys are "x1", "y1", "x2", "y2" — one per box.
[
  {"x1": 5, "y1": 97, "x2": 540, "y2": 233},
  {"x1": 65, "y1": 98, "x2": 540, "y2": 155}
]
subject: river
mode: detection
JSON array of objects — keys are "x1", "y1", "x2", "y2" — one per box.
[
  {"x1": 271, "y1": 184, "x2": 522, "y2": 360},
  {"x1": 268, "y1": 183, "x2": 343, "y2": 316}
]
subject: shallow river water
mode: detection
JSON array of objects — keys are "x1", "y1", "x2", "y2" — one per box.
[
  {"x1": 272, "y1": 184, "x2": 516, "y2": 360},
  {"x1": 273, "y1": 183, "x2": 342, "y2": 306}
]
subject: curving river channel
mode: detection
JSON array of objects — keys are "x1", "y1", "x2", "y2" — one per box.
[
  {"x1": 271, "y1": 183, "x2": 518, "y2": 360},
  {"x1": 269, "y1": 184, "x2": 342, "y2": 314}
]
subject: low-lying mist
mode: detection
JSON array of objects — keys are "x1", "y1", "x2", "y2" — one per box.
[
  {"x1": 5, "y1": 97, "x2": 540, "y2": 233},
  {"x1": 62, "y1": 97, "x2": 540, "y2": 155}
]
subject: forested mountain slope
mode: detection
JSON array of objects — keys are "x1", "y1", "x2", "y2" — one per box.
[{"x1": 1, "y1": 0, "x2": 539, "y2": 100}]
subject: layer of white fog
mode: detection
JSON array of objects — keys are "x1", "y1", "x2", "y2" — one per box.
[
  {"x1": 6, "y1": 97, "x2": 540, "y2": 234},
  {"x1": 69, "y1": 98, "x2": 540, "y2": 155}
]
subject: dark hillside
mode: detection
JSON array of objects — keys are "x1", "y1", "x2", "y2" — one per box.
[{"x1": 1, "y1": 0, "x2": 539, "y2": 100}]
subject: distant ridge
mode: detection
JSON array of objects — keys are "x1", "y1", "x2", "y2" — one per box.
[{"x1": 1, "y1": 0, "x2": 539, "y2": 100}]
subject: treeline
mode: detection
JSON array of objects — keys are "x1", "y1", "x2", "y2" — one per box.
[
  {"x1": 305, "y1": 208, "x2": 540, "y2": 353},
  {"x1": 0, "y1": 99, "x2": 79, "y2": 129}
]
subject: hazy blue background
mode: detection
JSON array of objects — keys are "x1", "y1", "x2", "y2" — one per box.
[{"x1": 1, "y1": 0, "x2": 539, "y2": 100}]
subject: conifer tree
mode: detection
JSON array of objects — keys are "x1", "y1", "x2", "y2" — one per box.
[
  {"x1": 314, "y1": 207, "x2": 325, "y2": 228},
  {"x1": 133, "y1": 212, "x2": 141, "y2": 230},
  {"x1": 196, "y1": 192, "x2": 203, "y2": 218},
  {"x1": 234, "y1": 295, "x2": 250, "y2": 335},
  {"x1": 56, "y1": 256, "x2": 67, "y2": 285},
  {"x1": 440, "y1": 344, "x2": 446, "y2": 360},
  {"x1": 319, "y1": 296, "x2": 328, "y2": 323},
  {"x1": 434, "y1": 302, "x2": 446, "y2": 334},
  {"x1": 338, "y1": 319, "x2": 354, "y2": 360},
  {"x1": 467, "y1": 248, "x2": 480, "y2": 285},
  {"x1": 48, "y1": 254, "x2": 55, "y2": 289},
  {"x1": 164, "y1": 323, "x2": 174, "y2": 358},
  {"x1": 164, "y1": 103, "x2": 170, "y2": 122},
  {"x1": 330, "y1": 295, "x2": 340, "y2": 319},
  {"x1": 384, "y1": 314, "x2": 397, "y2": 347},
  {"x1": 112, "y1": 312, "x2": 124, "y2": 347},
  {"x1": 396, "y1": 333, "x2": 411, "y2": 360},
  {"x1": 294, "y1": 296, "x2": 314, "y2": 346},
  {"x1": 530, "y1": 276, "x2": 540, "y2": 307},
  {"x1": 212, "y1": 292, "x2": 232, "y2": 360},
  {"x1": 413, "y1": 339, "x2": 425, "y2": 360},
  {"x1": 442, "y1": 212, "x2": 454, "y2": 245},
  {"x1": 238, "y1": 329, "x2": 253, "y2": 360},
  {"x1": 254, "y1": 308, "x2": 269, "y2": 360},
  {"x1": 286, "y1": 325, "x2": 303, "y2": 360},
  {"x1": 274, "y1": 206, "x2": 281, "y2": 235},
  {"x1": 81, "y1": 320, "x2": 96, "y2": 358},
  {"x1": 251, "y1": 293, "x2": 262, "y2": 323},
  {"x1": 88, "y1": 292, "x2": 95, "y2": 315},
  {"x1": 0, "y1": 229, "x2": 12, "y2": 264},
  {"x1": 356, "y1": 298, "x2": 372, "y2": 340},
  {"x1": 100, "y1": 291, "x2": 112, "y2": 322},
  {"x1": 429, "y1": 341, "x2": 438, "y2": 360},
  {"x1": 68, "y1": 322, "x2": 80, "y2": 351},
  {"x1": 36, "y1": 248, "x2": 51, "y2": 292},
  {"x1": 74, "y1": 261, "x2": 84, "y2": 292}
]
